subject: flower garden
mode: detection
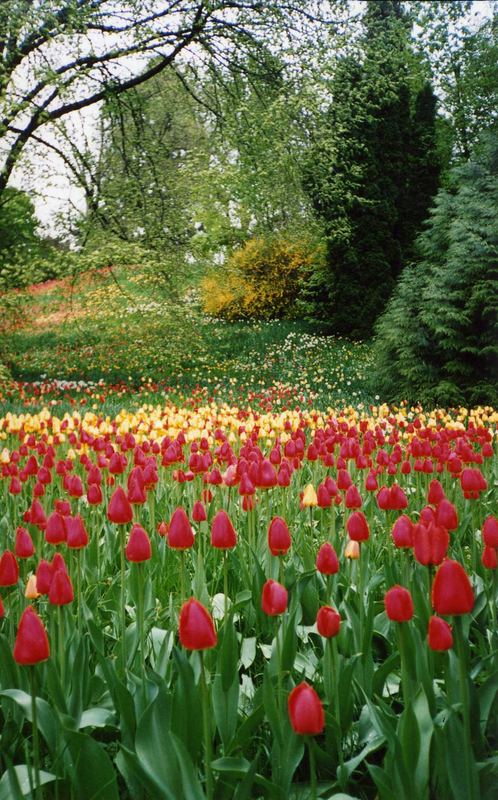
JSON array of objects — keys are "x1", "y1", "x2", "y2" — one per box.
[{"x1": 0, "y1": 389, "x2": 496, "y2": 799}]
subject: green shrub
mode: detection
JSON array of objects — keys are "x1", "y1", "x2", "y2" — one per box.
[{"x1": 201, "y1": 235, "x2": 323, "y2": 321}]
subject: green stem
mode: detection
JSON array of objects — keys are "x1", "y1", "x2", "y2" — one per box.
[
  {"x1": 76, "y1": 550, "x2": 82, "y2": 633},
  {"x1": 200, "y1": 652, "x2": 213, "y2": 800},
  {"x1": 276, "y1": 619, "x2": 283, "y2": 708},
  {"x1": 397, "y1": 623, "x2": 412, "y2": 709},
  {"x1": 29, "y1": 667, "x2": 42, "y2": 800},
  {"x1": 223, "y1": 551, "x2": 228, "y2": 624},
  {"x1": 119, "y1": 527, "x2": 126, "y2": 671},
  {"x1": 180, "y1": 550, "x2": 185, "y2": 604},
  {"x1": 58, "y1": 605, "x2": 65, "y2": 688},
  {"x1": 308, "y1": 737, "x2": 317, "y2": 800},
  {"x1": 137, "y1": 564, "x2": 145, "y2": 703},
  {"x1": 454, "y1": 616, "x2": 479, "y2": 800}
]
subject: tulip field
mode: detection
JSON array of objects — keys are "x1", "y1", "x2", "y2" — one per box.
[{"x1": 0, "y1": 391, "x2": 497, "y2": 799}]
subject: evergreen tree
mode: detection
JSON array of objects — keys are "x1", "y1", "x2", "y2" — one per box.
[
  {"x1": 304, "y1": 0, "x2": 441, "y2": 338},
  {"x1": 373, "y1": 128, "x2": 498, "y2": 406}
]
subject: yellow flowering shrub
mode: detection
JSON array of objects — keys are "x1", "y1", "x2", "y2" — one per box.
[{"x1": 201, "y1": 235, "x2": 321, "y2": 320}]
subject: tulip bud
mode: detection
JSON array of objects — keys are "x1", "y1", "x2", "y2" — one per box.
[
  {"x1": 35, "y1": 560, "x2": 53, "y2": 595},
  {"x1": 316, "y1": 606, "x2": 341, "y2": 638},
  {"x1": 435, "y1": 499, "x2": 458, "y2": 531},
  {"x1": 288, "y1": 682, "x2": 325, "y2": 735},
  {"x1": 0, "y1": 550, "x2": 19, "y2": 586},
  {"x1": 301, "y1": 484, "x2": 318, "y2": 507},
  {"x1": 261, "y1": 579, "x2": 288, "y2": 616},
  {"x1": 211, "y1": 510, "x2": 237, "y2": 550},
  {"x1": 15, "y1": 527, "x2": 35, "y2": 559},
  {"x1": 392, "y1": 515, "x2": 413, "y2": 548},
  {"x1": 179, "y1": 598, "x2": 217, "y2": 650},
  {"x1": 482, "y1": 546, "x2": 497, "y2": 570},
  {"x1": 13, "y1": 606, "x2": 50, "y2": 665},
  {"x1": 25, "y1": 574, "x2": 40, "y2": 599},
  {"x1": 384, "y1": 585, "x2": 414, "y2": 622},
  {"x1": 268, "y1": 517, "x2": 291, "y2": 556},
  {"x1": 107, "y1": 486, "x2": 133, "y2": 524},
  {"x1": 428, "y1": 615, "x2": 453, "y2": 651},
  {"x1": 167, "y1": 508, "x2": 195, "y2": 550},
  {"x1": 48, "y1": 569, "x2": 74, "y2": 605},
  {"x1": 316, "y1": 542, "x2": 339, "y2": 574},
  {"x1": 126, "y1": 524, "x2": 152, "y2": 562},
  {"x1": 427, "y1": 479, "x2": 445, "y2": 506},
  {"x1": 345, "y1": 540, "x2": 360, "y2": 559},
  {"x1": 346, "y1": 511, "x2": 369, "y2": 542},
  {"x1": 192, "y1": 501, "x2": 207, "y2": 522},
  {"x1": 483, "y1": 516, "x2": 498, "y2": 547},
  {"x1": 431, "y1": 559, "x2": 474, "y2": 616}
]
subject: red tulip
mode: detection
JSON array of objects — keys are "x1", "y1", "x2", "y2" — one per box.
[
  {"x1": 15, "y1": 527, "x2": 35, "y2": 559},
  {"x1": 168, "y1": 508, "x2": 195, "y2": 550},
  {"x1": 316, "y1": 483, "x2": 332, "y2": 508},
  {"x1": 268, "y1": 517, "x2": 291, "y2": 556},
  {"x1": 261, "y1": 579, "x2": 288, "y2": 616},
  {"x1": 413, "y1": 522, "x2": 449, "y2": 566},
  {"x1": 192, "y1": 501, "x2": 207, "y2": 522},
  {"x1": 127, "y1": 477, "x2": 147, "y2": 505},
  {"x1": 30, "y1": 499, "x2": 47, "y2": 529},
  {"x1": 0, "y1": 551, "x2": 19, "y2": 586},
  {"x1": 377, "y1": 486, "x2": 391, "y2": 510},
  {"x1": 45, "y1": 512, "x2": 67, "y2": 544},
  {"x1": 345, "y1": 485, "x2": 362, "y2": 509},
  {"x1": 179, "y1": 598, "x2": 217, "y2": 650},
  {"x1": 35, "y1": 560, "x2": 53, "y2": 595},
  {"x1": 384, "y1": 585, "x2": 414, "y2": 622},
  {"x1": 316, "y1": 606, "x2": 340, "y2": 638},
  {"x1": 107, "y1": 486, "x2": 133, "y2": 524},
  {"x1": 65, "y1": 515, "x2": 89, "y2": 549},
  {"x1": 125, "y1": 524, "x2": 152, "y2": 562},
  {"x1": 337, "y1": 470, "x2": 352, "y2": 491},
  {"x1": 211, "y1": 510, "x2": 237, "y2": 549},
  {"x1": 48, "y1": 569, "x2": 74, "y2": 605},
  {"x1": 390, "y1": 484, "x2": 408, "y2": 510},
  {"x1": 428, "y1": 615, "x2": 453, "y2": 651},
  {"x1": 391, "y1": 515, "x2": 413, "y2": 548},
  {"x1": 428, "y1": 479, "x2": 446, "y2": 506},
  {"x1": 288, "y1": 682, "x2": 325, "y2": 735},
  {"x1": 483, "y1": 516, "x2": 498, "y2": 547},
  {"x1": 13, "y1": 606, "x2": 50, "y2": 665},
  {"x1": 347, "y1": 511, "x2": 369, "y2": 541},
  {"x1": 316, "y1": 542, "x2": 339, "y2": 575},
  {"x1": 87, "y1": 483, "x2": 103, "y2": 505},
  {"x1": 435, "y1": 499, "x2": 458, "y2": 531},
  {"x1": 432, "y1": 559, "x2": 474, "y2": 616},
  {"x1": 482, "y1": 546, "x2": 497, "y2": 570}
]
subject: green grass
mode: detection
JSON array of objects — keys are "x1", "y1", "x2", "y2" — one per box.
[{"x1": 1, "y1": 267, "x2": 374, "y2": 409}]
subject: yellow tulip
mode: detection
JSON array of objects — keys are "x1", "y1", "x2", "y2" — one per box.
[{"x1": 302, "y1": 484, "x2": 318, "y2": 508}]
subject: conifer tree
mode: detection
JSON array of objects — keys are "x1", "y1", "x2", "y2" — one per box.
[
  {"x1": 374, "y1": 129, "x2": 498, "y2": 406},
  {"x1": 304, "y1": 0, "x2": 441, "y2": 338}
]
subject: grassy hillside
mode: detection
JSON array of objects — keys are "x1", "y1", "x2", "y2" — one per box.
[{"x1": 1, "y1": 267, "x2": 374, "y2": 409}]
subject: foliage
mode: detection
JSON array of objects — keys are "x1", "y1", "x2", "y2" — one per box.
[
  {"x1": 412, "y1": 3, "x2": 498, "y2": 160},
  {"x1": 0, "y1": 0, "x2": 340, "y2": 197},
  {"x1": 0, "y1": 189, "x2": 60, "y2": 289},
  {"x1": 303, "y1": 0, "x2": 442, "y2": 338},
  {"x1": 201, "y1": 235, "x2": 323, "y2": 321},
  {"x1": 373, "y1": 128, "x2": 498, "y2": 407},
  {"x1": 77, "y1": 71, "x2": 208, "y2": 268}
]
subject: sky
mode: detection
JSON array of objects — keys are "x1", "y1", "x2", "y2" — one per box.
[{"x1": 8, "y1": 0, "x2": 495, "y2": 236}]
